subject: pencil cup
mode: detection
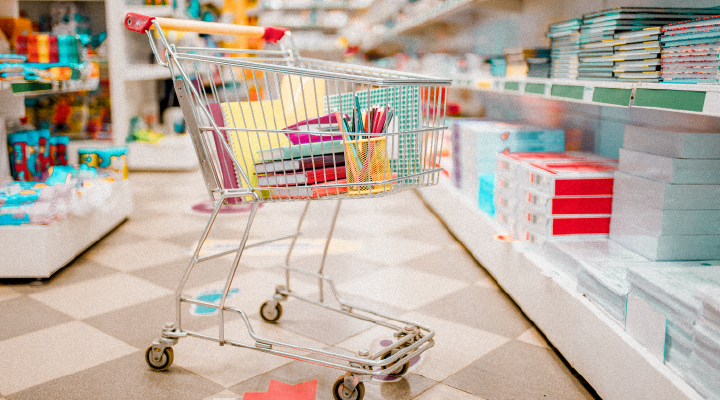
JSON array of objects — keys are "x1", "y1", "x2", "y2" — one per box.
[{"x1": 344, "y1": 136, "x2": 393, "y2": 195}]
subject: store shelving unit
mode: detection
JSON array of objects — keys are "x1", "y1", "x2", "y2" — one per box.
[
  {"x1": 105, "y1": 1, "x2": 197, "y2": 171},
  {"x1": 0, "y1": 0, "x2": 133, "y2": 279},
  {"x1": 350, "y1": 0, "x2": 720, "y2": 399}
]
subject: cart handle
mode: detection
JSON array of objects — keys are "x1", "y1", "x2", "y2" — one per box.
[{"x1": 124, "y1": 13, "x2": 288, "y2": 43}]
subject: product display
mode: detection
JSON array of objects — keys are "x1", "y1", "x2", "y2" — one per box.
[{"x1": 547, "y1": 19, "x2": 581, "y2": 79}]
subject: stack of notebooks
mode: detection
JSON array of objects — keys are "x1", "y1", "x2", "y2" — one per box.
[
  {"x1": 493, "y1": 151, "x2": 617, "y2": 241},
  {"x1": 627, "y1": 262, "x2": 720, "y2": 377},
  {"x1": 450, "y1": 119, "x2": 565, "y2": 216},
  {"x1": 488, "y1": 56, "x2": 507, "y2": 77},
  {"x1": 547, "y1": 19, "x2": 581, "y2": 79},
  {"x1": 661, "y1": 16, "x2": 720, "y2": 84},
  {"x1": 686, "y1": 286, "x2": 720, "y2": 399},
  {"x1": 577, "y1": 7, "x2": 720, "y2": 82},
  {"x1": 609, "y1": 125, "x2": 720, "y2": 261},
  {"x1": 503, "y1": 47, "x2": 551, "y2": 78}
]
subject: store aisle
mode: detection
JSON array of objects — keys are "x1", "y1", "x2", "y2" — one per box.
[{"x1": 0, "y1": 172, "x2": 598, "y2": 400}]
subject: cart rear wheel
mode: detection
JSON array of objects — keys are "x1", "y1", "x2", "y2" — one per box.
[
  {"x1": 381, "y1": 351, "x2": 409, "y2": 377},
  {"x1": 145, "y1": 346, "x2": 173, "y2": 371},
  {"x1": 260, "y1": 301, "x2": 282, "y2": 322},
  {"x1": 332, "y1": 377, "x2": 364, "y2": 400}
]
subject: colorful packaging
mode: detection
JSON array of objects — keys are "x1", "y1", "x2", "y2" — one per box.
[
  {"x1": 78, "y1": 148, "x2": 100, "y2": 168},
  {"x1": 49, "y1": 135, "x2": 69, "y2": 165},
  {"x1": 25, "y1": 130, "x2": 41, "y2": 180},
  {"x1": 7, "y1": 132, "x2": 31, "y2": 181},
  {"x1": 36, "y1": 129, "x2": 52, "y2": 175}
]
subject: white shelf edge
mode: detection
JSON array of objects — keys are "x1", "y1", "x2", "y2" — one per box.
[
  {"x1": 417, "y1": 178, "x2": 703, "y2": 400},
  {"x1": 451, "y1": 76, "x2": 720, "y2": 117}
]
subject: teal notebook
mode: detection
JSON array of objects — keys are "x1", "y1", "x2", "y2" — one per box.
[{"x1": 256, "y1": 140, "x2": 345, "y2": 161}]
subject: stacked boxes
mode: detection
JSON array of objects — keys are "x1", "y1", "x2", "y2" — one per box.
[
  {"x1": 661, "y1": 16, "x2": 720, "y2": 84},
  {"x1": 495, "y1": 152, "x2": 617, "y2": 244},
  {"x1": 627, "y1": 262, "x2": 720, "y2": 378},
  {"x1": 16, "y1": 34, "x2": 82, "y2": 64},
  {"x1": 502, "y1": 47, "x2": 551, "y2": 78},
  {"x1": 449, "y1": 120, "x2": 564, "y2": 216},
  {"x1": 609, "y1": 125, "x2": 720, "y2": 260},
  {"x1": 686, "y1": 286, "x2": 720, "y2": 399}
]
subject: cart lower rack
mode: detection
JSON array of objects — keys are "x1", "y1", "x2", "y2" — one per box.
[{"x1": 125, "y1": 13, "x2": 450, "y2": 400}]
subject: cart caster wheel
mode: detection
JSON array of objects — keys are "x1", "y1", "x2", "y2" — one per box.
[
  {"x1": 145, "y1": 346, "x2": 173, "y2": 371},
  {"x1": 260, "y1": 301, "x2": 282, "y2": 323},
  {"x1": 381, "y1": 351, "x2": 409, "y2": 377},
  {"x1": 332, "y1": 376, "x2": 365, "y2": 400}
]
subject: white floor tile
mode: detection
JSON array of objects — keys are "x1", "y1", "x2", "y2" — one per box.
[
  {"x1": 173, "y1": 317, "x2": 325, "y2": 388},
  {"x1": 119, "y1": 215, "x2": 209, "y2": 240},
  {"x1": 336, "y1": 267, "x2": 468, "y2": 310},
  {"x1": 414, "y1": 384, "x2": 487, "y2": 400},
  {"x1": 337, "y1": 312, "x2": 510, "y2": 382},
  {"x1": 515, "y1": 328, "x2": 550, "y2": 349},
  {"x1": 0, "y1": 321, "x2": 137, "y2": 395},
  {"x1": 0, "y1": 287, "x2": 20, "y2": 303},
  {"x1": 83, "y1": 239, "x2": 188, "y2": 272},
  {"x1": 29, "y1": 274, "x2": 173, "y2": 320}
]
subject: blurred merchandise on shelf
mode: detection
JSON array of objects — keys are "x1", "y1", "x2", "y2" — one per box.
[
  {"x1": 24, "y1": 76, "x2": 110, "y2": 140},
  {"x1": 661, "y1": 16, "x2": 720, "y2": 84},
  {"x1": 78, "y1": 147, "x2": 128, "y2": 179},
  {"x1": 687, "y1": 285, "x2": 720, "y2": 399},
  {"x1": 145, "y1": 0, "x2": 169, "y2": 5},
  {"x1": 16, "y1": 34, "x2": 82, "y2": 64},
  {"x1": 488, "y1": 56, "x2": 506, "y2": 77},
  {"x1": 0, "y1": 17, "x2": 33, "y2": 51},
  {"x1": 547, "y1": 19, "x2": 580, "y2": 79},
  {"x1": 0, "y1": 161, "x2": 128, "y2": 225},
  {"x1": 6, "y1": 127, "x2": 69, "y2": 182},
  {"x1": 610, "y1": 125, "x2": 720, "y2": 261},
  {"x1": 502, "y1": 47, "x2": 550, "y2": 78},
  {"x1": 50, "y1": 2, "x2": 91, "y2": 36},
  {"x1": 258, "y1": 9, "x2": 348, "y2": 29},
  {"x1": 126, "y1": 115, "x2": 166, "y2": 144}
]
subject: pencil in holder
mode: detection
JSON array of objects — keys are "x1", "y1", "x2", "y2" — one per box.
[{"x1": 344, "y1": 136, "x2": 393, "y2": 195}]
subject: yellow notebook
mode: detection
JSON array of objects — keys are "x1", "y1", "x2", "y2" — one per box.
[{"x1": 220, "y1": 75, "x2": 326, "y2": 191}]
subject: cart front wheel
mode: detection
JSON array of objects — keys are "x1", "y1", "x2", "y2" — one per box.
[
  {"x1": 332, "y1": 377, "x2": 364, "y2": 400},
  {"x1": 260, "y1": 301, "x2": 282, "y2": 323},
  {"x1": 145, "y1": 346, "x2": 173, "y2": 371}
]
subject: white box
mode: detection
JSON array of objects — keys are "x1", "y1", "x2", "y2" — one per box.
[
  {"x1": 623, "y1": 125, "x2": 720, "y2": 159},
  {"x1": 613, "y1": 171, "x2": 720, "y2": 210},
  {"x1": 619, "y1": 148, "x2": 720, "y2": 185},
  {"x1": 610, "y1": 218, "x2": 720, "y2": 261},
  {"x1": 612, "y1": 196, "x2": 720, "y2": 235}
]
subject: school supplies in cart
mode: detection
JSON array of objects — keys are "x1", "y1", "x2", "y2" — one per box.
[{"x1": 125, "y1": 13, "x2": 449, "y2": 400}]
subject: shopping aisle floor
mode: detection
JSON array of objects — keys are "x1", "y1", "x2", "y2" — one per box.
[{"x1": 0, "y1": 172, "x2": 598, "y2": 400}]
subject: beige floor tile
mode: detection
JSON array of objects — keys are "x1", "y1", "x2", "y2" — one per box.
[
  {"x1": 475, "y1": 276, "x2": 500, "y2": 291},
  {"x1": 173, "y1": 317, "x2": 325, "y2": 388},
  {"x1": 336, "y1": 312, "x2": 510, "y2": 382},
  {"x1": 0, "y1": 321, "x2": 137, "y2": 395},
  {"x1": 516, "y1": 327, "x2": 550, "y2": 349},
  {"x1": 119, "y1": 215, "x2": 209, "y2": 240},
  {"x1": 83, "y1": 238, "x2": 188, "y2": 272},
  {"x1": 201, "y1": 389, "x2": 241, "y2": 400},
  {"x1": 414, "y1": 384, "x2": 487, "y2": 400},
  {"x1": 0, "y1": 287, "x2": 20, "y2": 303},
  {"x1": 336, "y1": 267, "x2": 468, "y2": 310},
  {"x1": 356, "y1": 235, "x2": 441, "y2": 267},
  {"x1": 29, "y1": 273, "x2": 173, "y2": 320}
]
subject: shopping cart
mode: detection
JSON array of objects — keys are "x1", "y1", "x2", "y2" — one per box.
[{"x1": 125, "y1": 13, "x2": 451, "y2": 400}]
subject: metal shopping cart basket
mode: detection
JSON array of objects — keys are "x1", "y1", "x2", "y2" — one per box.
[{"x1": 125, "y1": 13, "x2": 451, "y2": 400}]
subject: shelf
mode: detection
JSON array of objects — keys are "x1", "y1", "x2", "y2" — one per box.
[
  {"x1": 0, "y1": 180, "x2": 133, "y2": 279},
  {"x1": 0, "y1": 77, "x2": 100, "y2": 96},
  {"x1": 123, "y1": 64, "x2": 171, "y2": 82},
  {"x1": 247, "y1": 0, "x2": 369, "y2": 14},
  {"x1": 124, "y1": 4, "x2": 175, "y2": 18},
  {"x1": 452, "y1": 76, "x2": 720, "y2": 117},
  {"x1": 126, "y1": 134, "x2": 199, "y2": 171},
  {"x1": 362, "y1": 0, "x2": 480, "y2": 51},
  {"x1": 417, "y1": 178, "x2": 703, "y2": 400}
]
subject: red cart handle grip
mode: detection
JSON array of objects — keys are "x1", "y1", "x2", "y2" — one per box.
[{"x1": 124, "y1": 13, "x2": 288, "y2": 43}]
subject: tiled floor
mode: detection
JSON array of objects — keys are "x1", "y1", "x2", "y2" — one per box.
[{"x1": 0, "y1": 171, "x2": 600, "y2": 400}]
